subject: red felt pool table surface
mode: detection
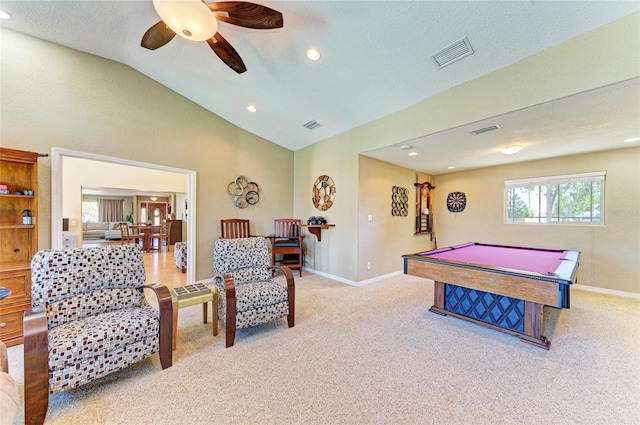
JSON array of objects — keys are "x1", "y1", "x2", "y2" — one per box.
[{"x1": 419, "y1": 243, "x2": 569, "y2": 275}]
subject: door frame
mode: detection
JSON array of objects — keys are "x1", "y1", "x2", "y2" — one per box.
[{"x1": 51, "y1": 148, "x2": 197, "y2": 284}]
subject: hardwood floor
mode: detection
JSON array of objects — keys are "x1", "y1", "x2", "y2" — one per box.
[{"x1": 143, "y1": 250, "x2": 187, "y2": 289}]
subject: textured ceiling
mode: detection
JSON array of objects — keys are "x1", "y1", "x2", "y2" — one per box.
[{"x1": 1, "y1": 1, "x2": 639, "y2": 173}]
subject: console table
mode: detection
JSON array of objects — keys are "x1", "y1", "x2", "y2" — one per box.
[{"x1": 302, "y1": 224, "x2": 335, "y2": 242}]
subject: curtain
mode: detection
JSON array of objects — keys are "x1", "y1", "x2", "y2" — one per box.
[{"x1": 98, "y1": 199, "x2": 124, "y2": 222}]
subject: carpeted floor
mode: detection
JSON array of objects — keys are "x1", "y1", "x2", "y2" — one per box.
[{"x1": 7, "y1": 273, "x2": 640, "y2": 424}]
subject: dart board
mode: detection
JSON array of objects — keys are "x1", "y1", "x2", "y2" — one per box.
[{"x1": 446, "y1": 192, "x2": 466, "y2": 212}]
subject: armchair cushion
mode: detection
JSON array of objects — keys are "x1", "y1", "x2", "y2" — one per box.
[
  {"x1": 214, "y1": 237, "x2": 272, "y2": 284},
  {"x1": 48, "y1": 305, "x2": 159, "y2": 369},
  {"x1": 31, "y1": 246, "x2": 146, "y2": 327}
]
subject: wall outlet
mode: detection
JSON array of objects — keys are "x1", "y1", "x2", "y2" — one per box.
[
  {"x1": 367, "y1": 261, "x2": 372, "y2": 270},
  {"x1": 367, "y1": 214, "x2": 373, "y2": 222}
]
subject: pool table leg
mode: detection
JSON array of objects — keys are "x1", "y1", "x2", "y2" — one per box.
[
  {"x1": 428, "y1": 281, "x2": 447, "y2": 315},
  {"x1": 521, "y1": 301, "x2": 550, "y2": 349}
]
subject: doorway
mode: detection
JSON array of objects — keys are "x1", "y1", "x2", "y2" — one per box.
[{"x1": 51, "y1": 148, "x2": 197, "y2": 284}]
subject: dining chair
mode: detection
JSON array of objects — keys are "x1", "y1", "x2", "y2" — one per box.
[
  {"x1": 150, "y1": 222, "x2": 172, "y2": 252},
  {"x1": 119, "y1": 222, "x2": 143, "y2": 249},
  {"x1": 268, "y1": 218, "x2": 304, "y2": 277},
  {"x1": 220, "y1": 219, "x2": 251, "y2": 239}
]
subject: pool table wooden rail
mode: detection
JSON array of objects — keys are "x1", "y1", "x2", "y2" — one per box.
[{"x1": 404, "y1": 256, "x2": 567, "y2": 308}]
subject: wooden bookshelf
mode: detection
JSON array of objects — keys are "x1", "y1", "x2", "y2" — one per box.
[{"x1": 0, "y1": 147, "x2": 39, "y2": 346}]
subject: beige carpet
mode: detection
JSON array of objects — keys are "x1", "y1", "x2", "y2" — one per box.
[{"x1": 7, "y1": 273, "x2": 640, "y2": 424}]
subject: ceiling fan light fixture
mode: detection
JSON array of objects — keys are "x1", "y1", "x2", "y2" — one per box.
[
  {"x1": 500, "y1": 145, "x2": 522, "y2": 155},
  {"x1": 306, "y1": 48, "x2": 321, "y2": 61},
  {"x1": 152, "y1": 0, "x2": 218, "y2": 41}
]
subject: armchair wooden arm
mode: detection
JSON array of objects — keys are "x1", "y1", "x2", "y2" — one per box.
[
  {"x1": 143, "y1": 283, "x2": 173, "y2": 369},
  {"x1": 23, "y1": 307, "x2": 49, "y2": 425},
  {"x1": 271, "y1": 266, "x2": 295, "y2": 328},
  {"x1": 220, "y1": 274, "x2": 237, "y2": 348}
]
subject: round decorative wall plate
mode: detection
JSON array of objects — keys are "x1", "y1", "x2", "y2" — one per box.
[
  {"x1": 446, "y1": 192, "x2": 467, "y2": 212},
  {"x1": 313, "y1": 175, "x2": 335, "y2": 211},
  {"x1": 228, "y1": 175, "x2": 261, "y2": 208}
]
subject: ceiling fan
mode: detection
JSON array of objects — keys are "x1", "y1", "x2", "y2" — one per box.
[{"x1": 141, "y1": 0, "x2": 283, "y2": 74}]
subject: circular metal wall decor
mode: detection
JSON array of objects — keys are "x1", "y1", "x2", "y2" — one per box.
[
  {"x1": 391, "y1": 186, "x2": 409, "y2": 216},
  {"x1": 227, "y1": 175, "x2": 260, "y2": 209},
  {"x1": 313, "y1": 175, "x2": 335, "y2": 211},
  {"x1": 446, "y1": 192, "x2": 467, "y2": 212}
]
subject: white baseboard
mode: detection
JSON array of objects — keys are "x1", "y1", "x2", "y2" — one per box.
[
  {"x1": 206, "y1": 268, "x2": 639, "y2": 298},
  {"x1": 304, "y1": 268, "x2": 640, "y2": 298},
  {"x1": 573, "y1": 283, "x2": 640, "y2": 300},
  {"x1": 303, "y1": 267, "x2": 403, "y2": 287}
]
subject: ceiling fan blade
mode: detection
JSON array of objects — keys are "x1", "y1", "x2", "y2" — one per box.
[
  {"x1": 207, "y1": 33, "x2": 247, "y2": 74},
  {"x1": 208, "y1": 2, "x2": 283, "y2": 29},
  {"x1": 141, "y1": 21, "x2": 176, "y2": 50}
]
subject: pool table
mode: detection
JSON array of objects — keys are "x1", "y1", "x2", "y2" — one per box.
[{"x1": 403, "y1": 242, "x2": 580, "y2": 349}]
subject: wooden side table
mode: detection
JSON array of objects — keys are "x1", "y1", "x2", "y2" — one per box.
[{"x1": 170, "y1": 283, "x2": 218, "y2": 350}]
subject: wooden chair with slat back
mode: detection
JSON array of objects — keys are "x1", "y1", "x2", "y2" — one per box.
[
  {"x1": 150, "y1": 221, "x2": 172, "y2": 252},
  {"x1": 220, "y1": 219, "x2": 251, "y2": 239},
  {"x1": 269, "y1": 218, "x2": 304, "y2": 277},
  {"x1": 119, "y1": 222, "x2": 143, "y2": 249}
]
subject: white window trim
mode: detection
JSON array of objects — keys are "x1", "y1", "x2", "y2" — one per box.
[{"x1": 504, "y1": 171, "x2": 606, "y2": 226}]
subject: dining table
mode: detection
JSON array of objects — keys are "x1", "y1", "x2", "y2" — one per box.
[{"x1": 130, "y1": 224, "x2": 161, "y2": 252}]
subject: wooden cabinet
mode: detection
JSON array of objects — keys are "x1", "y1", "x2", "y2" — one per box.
[{"x1": 0, "y1": 147, "x2": 39, "y2": 347}]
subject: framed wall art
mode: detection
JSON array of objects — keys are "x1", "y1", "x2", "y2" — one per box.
[{"x1": 391, "y1": 186, "x2": 408, "y2": 216}]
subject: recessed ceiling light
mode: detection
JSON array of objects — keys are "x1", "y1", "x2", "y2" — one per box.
[
  {"x1": 500, "y1": 145, "x2": 522, "y2": 155},
  {"x1": 0, "y1": 10, "x2": 10, "y2": 19},
  {"x1": 447, "y1": 166, "x2": 456, "y2": 170},
  {"x1": 247, "y1": 105, "x2": 257, "y2": 113},
  {"x1": 399, "y1": 144, "x2": 412, "y2": 150},
  {"x1": 306, "y1": 48, "x2": 321, "y2": 61},
  {"x1": 408, "y1": 152, "x2": 418, "y2": 156},
  {"x1": 624, "y1": 137, "x2": 640, "y2": 143}
]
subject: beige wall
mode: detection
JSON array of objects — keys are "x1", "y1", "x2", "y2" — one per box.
[
  {"x1": 0, "y1": 28, "x2": 294, "y2": 281},
  {"x1": 357, "y1": 156, "x2": 435, "y2": 281},
  {"x1": 434, "y1": 147, "x2": 640, "y2": 294},
  {"x1": 294, "y1": 13, "x2": 640, "y2": 291}
]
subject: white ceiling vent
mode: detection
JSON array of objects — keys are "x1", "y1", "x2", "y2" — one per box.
[
  {"x1": 430, "y1": 36, "x2": 474, "y2": 69},
  {"x1": 303, "y1": 120, "x2": 322, "y2": 130},
  {"x1": 470, "y1": 124, "x2": 502, "y2": 135}
]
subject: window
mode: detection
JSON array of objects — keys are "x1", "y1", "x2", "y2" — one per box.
[
  {"x1": 82, "y1": 200, "x2": 98, "y2": 223},
  {"x1": 505, "y1": 171, "x2": 605, "y2": 224}
]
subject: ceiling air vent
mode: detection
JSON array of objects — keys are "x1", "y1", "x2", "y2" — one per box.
[
  {"x1": 470, "y1": 124, "x2": 502, "y2": 135},
  {"x1": 430, "y1": 36, "x2": 474, "y2": 69},
  {"x1": 303, "y1": 120, "x2": 322, "y2": 130}
]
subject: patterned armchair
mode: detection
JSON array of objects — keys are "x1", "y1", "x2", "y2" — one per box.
[
  {"x1": 23, "y1": 245, "x2": 173, "y2": 425},
  {"x1": 213, "y1": 237, "x2": 295, "y2": 347},
  {"x1": 174, "y1": 241, "x2": 187, "y2": 273}
]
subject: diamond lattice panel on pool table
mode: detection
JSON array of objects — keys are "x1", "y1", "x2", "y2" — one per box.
[{"x1": 445, "y1": 284, "x2": 525, "y2": 332}]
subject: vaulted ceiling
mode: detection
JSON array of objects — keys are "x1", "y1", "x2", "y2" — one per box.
[{"x1": 1, "y1": 1, "x2": 639, "y2": 174}]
